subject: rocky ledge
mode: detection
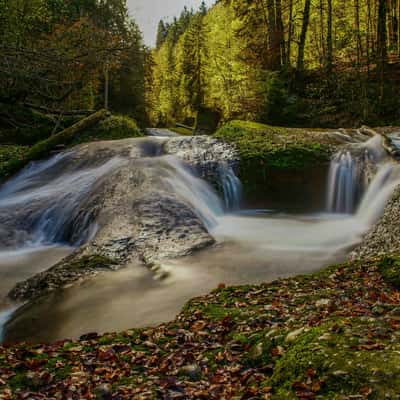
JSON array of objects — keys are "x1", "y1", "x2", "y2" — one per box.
[{"x1": 1, "y1": 255, "x2": 400, "y2": 399}]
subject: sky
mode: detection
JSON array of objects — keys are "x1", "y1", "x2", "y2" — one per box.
[{"x1": 127, "y1": 0, "x2": 214, "y2": 47}]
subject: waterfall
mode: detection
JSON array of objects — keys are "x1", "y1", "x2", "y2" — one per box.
[
  {"x1": 218, "y1": 163, "x2": 242, "y2": 211},
  {"x1": 159, "y1": 156, "x2": 225, "y2": 229},
  {"x1": 326, "y1": 135, "x2": 388, "y2": 214},
  {"x1": 326, "y1": 151, "x2": 362, "y2": 213},
  {"x1": 0, "y1": 155, "x2": 125, "y2": 248}
]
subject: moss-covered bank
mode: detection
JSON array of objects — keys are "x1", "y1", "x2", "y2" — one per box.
[
  {"x1": 214, "y1": 120, "x2": 334, "y2": 193},
  {"x1": 1, "y1": 255, "x2": 399, "y2": 399},
  {"x1": 0, "y1": 114, "x2": 143, "y2": 182}
]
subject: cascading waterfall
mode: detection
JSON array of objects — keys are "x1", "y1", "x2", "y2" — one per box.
[
  {"x1": 0, "y1": 154, "x2": 125, "y2": 248},
  {"x1": 218, "y1": 163, "x2": 242, "y2": 211},
  {"x1": 326, "y1": 151, "x2": 362, "y2": 213},
  {"x1": 326, "y1": 135, "x2": 389, "y2": 214}
]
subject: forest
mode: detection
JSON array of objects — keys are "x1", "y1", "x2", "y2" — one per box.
[
  {"x1": 148, "y1": 0, "x2": 400, "y2": 129},
  {"x1": 2, "y1": 0, "x2": 400, "y2": 137},
  {"x1": 0, "y1": 0, "x2": 147, "y2": 146}
]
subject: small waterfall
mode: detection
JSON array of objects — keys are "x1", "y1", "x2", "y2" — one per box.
[
  {"x1": 326, "y1": 135, "x2": 387, "y2": 214},
  {"x1": 218, "y1": 163, "x2": 242, "y2": 211},
  {"x1": 0, "y1": 155, "x2": 125, "y2": 248},
  {"x1": 357, "y1": 163, "x2": 399, "y2": 224},
  {"x1": 158, "y1": 156, "x2": 225, "y2": 229},
  {"x1": 326, "y1": 151, "x2": 362, "y2": 213}
]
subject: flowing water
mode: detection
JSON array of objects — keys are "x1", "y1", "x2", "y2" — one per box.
[{"x1": 1, "y1": 133, "x2": 400, "y2": 342}]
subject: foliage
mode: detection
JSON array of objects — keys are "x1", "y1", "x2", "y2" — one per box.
[
  {"x1": 378, "y1": 256, "x2": 400, "y2": 288},
  {"x1": 147, "y1": 0, "x2": 400, "y2": 127},
  {"x1": 0, "y1": 0, "x2": 147, "y2": 141}
]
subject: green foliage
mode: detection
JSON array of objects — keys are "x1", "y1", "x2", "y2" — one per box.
[
  {"x1": 147, "y1": 0, "x2": 400, "y2": 127},
  {"x1": 0, "y1": 0, "x2": 147, "y2": 131},
  {"x1": 262, "y1": 72, "x2": 298, "y2": 125}
]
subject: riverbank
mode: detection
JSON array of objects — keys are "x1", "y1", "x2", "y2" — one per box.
[
  {"x1": 1, "y1": 255, "x2": 399, "y2": 399},
  {"x1": 0, "y1": 113, "x2": 143, "y2": 182}
]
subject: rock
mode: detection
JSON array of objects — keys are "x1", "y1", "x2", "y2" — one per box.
[
  {"x1": 248, "y1": 342, "x2": 264, "y2": 360},
  {"x1": 95, "y1": 383, "x2": 113, "y2": 400},
  {"x1": 7, "y1": 136, "x2": 239, "y2": 302},
  {"x1": 315, "y1": 298, "x2": 331, "y2": 307},
  {"x1": 285, "y1": 327, "x2": 306, "y2": 343},
  {"x1": 179, "y1": 364, "x2": 202, "y2": 380},
  {"x1": 351, "y1": 185, "x2": 400, "y2": 260}
]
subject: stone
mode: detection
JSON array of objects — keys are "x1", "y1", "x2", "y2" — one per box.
[
  {"x1": 180, "y1": 364, "x2": 202, "y2": 380},
  {"x1": 315, "y1": 298, "x2": 331, "y2": 307},
  {"x1": 95, "y1": 383, "x2": 112, "y2": 400},
  {"x1": 285, "y1": 327, "x2": 306, "y2": 343}
]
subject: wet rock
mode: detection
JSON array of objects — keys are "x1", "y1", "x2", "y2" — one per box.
[
  {"x1": 351, "y1": 186, "x2": 400, "y2": 260},
  {"x1": 7, "y1": 136, "x2": 238, "y2": 302}
]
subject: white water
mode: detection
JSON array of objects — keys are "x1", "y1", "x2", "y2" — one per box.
[
  {"x1": 1, "y1": 133, "x2": 400, "y2": 342},
  {"x1": 326, "y1": 135, "x2": 390, "y2": 214}
]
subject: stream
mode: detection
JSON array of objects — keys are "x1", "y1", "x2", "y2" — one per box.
[{"x1": 1, "y1": 131, "x2": 400, "y2": 343}]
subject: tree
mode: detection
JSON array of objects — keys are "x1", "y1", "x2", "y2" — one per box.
[
  {"x1": 297, "y1": 0, "x2": 312, "y2": 71},
  {"x1": 156, "y1": 20, "x2": 167, "y2": 49}
]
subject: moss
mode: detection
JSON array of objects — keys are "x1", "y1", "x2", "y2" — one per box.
[
  {"x1": 214, "y1": 120, "x2": 331, "y2": 191},
  {"x1": 68, "y1": 255, "x2": 117, "y2": 271},
  {"x1": 267, "y1": 319, "x2": 400, "y2": 399},
  {"x1": 378, "y1": 256, "x2": 400, "y2": 288},
  {"x1": 71, "y1": 115, "x2": 143, "y2": 145},
  {"x1": 0, "y1": 113, "x2": 143, "y2": 182},
  {"x1": 168, "y1": 126, "x2": 193, "y2": 136}
]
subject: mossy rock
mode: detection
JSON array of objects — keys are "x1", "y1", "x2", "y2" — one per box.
[
  {"x1": 71, "y1": 115, "x2": 143, "y2": 145},
  {"x1": 266, "y1": 320, "x2": 400, "y2": 399},
  {"x1": 214, "y1": 120, "x2": 331, "y2": 191}
]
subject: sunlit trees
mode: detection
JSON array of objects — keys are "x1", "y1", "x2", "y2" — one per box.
[{"x1": 148, "y1": 0, "x2": 400, "y2": 127}]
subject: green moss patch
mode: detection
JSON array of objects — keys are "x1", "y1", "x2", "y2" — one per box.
[
  {"x1": 214, "y1": 120, "x2": 333, "y2": 190},
  {"x1": 168, "y1": 126, "x2": 194, "y2": 136},
  {"x1": 71, "y1": 115, "x2": 143, "y2": 145},
  {"x1": 0, "y1": 113, "x2": 143, "y2": 182}
]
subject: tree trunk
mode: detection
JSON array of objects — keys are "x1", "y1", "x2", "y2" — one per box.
[
  {"x1": 377, "y1": 0, "x2": 388, "y2": 68},
  {"x1": 297, "y1": 0, "x2": 312, "y2": 71},
  {"x1": 319, "y1": 0, "x2": 326, "y2": 67},
  {"x1": 354, "y1": 0, "x2": 362, "y2": 67},
  {"x1": 286, "y1": 0, "x2": 294, "y2": 67},
  {"x1": 377, "y1": 0, "x2": 388, "y2": 100},
  {"x1": 275, "y1": 0, "x2": 286, "y2": 66},
  {"x1": 266, "y1": 0, "x2": 281, "y2": 70},
  {"x1": 326, "y1": 0, "x2": 333, "y2": 73}
]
